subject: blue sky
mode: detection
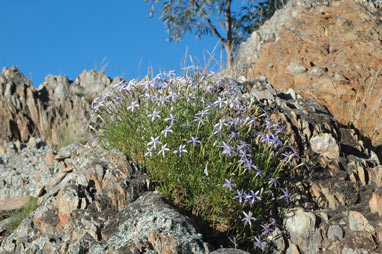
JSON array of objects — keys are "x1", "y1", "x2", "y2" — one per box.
[{"x1": 0, "y1": 1, "x2": 237, "y2": 87}]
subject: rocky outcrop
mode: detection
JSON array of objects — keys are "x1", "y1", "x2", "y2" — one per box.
[
  {"x1": 240, "y1": 77, "x2": 382, "y2": 253},
  {"x1": 0, "y1": 66, "x2": 119, "y2": 147},
  {"x1": 0, "y1": 140, "x2": 212, "y2": 253},
  {"x1": 1, "y1": 74, "x2": 382, "y2": 253},
  {"x1": 233, "y1": 0, "x2": 382, "y2": 149}
]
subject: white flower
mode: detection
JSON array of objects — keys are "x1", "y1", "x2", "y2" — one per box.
[
  {"x1": 127, "y1": 101, "x2": 139, "y2": 112},
  {"x1": 147, "y1": 136, "x2": 162, "y2": 150},
  {"x1": 161, "y1": 125, "x2": 173, "y2": 138},
  {"x1": 173, "y1": 144, "x2": 188, "y2": 157},
  {"x1": 148, "y1": 110, "x2": 161, "y2": 122},
  {"x1": 157, "y1": 144, "x2": 170, "y2": 157}
]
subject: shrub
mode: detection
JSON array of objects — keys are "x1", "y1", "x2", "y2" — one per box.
[{"x1": 91, "y1": 68, "x2": 301, "y2": 252}]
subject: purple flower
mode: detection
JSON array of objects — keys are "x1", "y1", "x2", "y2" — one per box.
[
  {"x1": 254, "y1": 168, "x2": 266, "y2": 179},
  {"x1": 144, "y1": 147, "x2": 153, "y2": 158},
  {"x1": 142, "y1": 81, "x2": 153, "y2": 91},
  {"x1": 127, "y1": 101, "x2": 139, "y2": 112},
  {"x1": 213, "y1": 96, "x2": 227, "y2": 109},
  {"x1": 158, "y1": 95, "x2": 169, "y2": 106},
  {"x1": 140, "y1": 92, "x2": 152, "y2": 102},
  {"x1": 91, "y1": 97, "x2": 104, "y2": 112},
  {"x1": 187, "y1": 137, "x2": 200, "y2": 147},
  {"x1": 165, "y1": 113, "x2": 178, "y2": 126},
  {"x1": 148, "y1": 110, "x2": 161, "y2": 122},
  {"x1": 113, "y1": 96, "x2": 122, "y2": 105},
  {"x1": 196, "y1": 109, "x2": 209, "y2": 117},
  {"x1": 122, "y1": 80, "x2": 136, "y2": 92},
  {"x1": 268, "y1": 177, "x2": 280, "y2": 187},
  {"x1": 233, "y1": 189, "x2": 245, "y2": 204},
  {"x1": 254, "y1": 235, "x2": 267, "y2": 251},
  {"x1": 261, "y1": 224, "x2": 273, "y2": 235},
  {"x1": 228, "y1": 131, "x2": 239, "y2": 140},
  {"x1": 220, "y1": 141, "x2": 236, "y2": 157},
  {"x1": 112, "y1": 81, "x2": 127, "y2": 91},
  {"x1": 283, "y1": 146, "x2": 300, "y2": 161},
  {"x1": 269, "y1": 217, "x2": 280, "y2": 228},
  {"x1": 161, "y1": 125, "x2": 174, "y2": 138},
  {"x1": 242, "y1": 159, "x2": 257, "y2": 172},
  {"x1": 152, "y1": 76, "x2": 166, "y2": 89},
  {"x1": 166, "y1": 89, "x2": 180, "y2": 102},
  {"x1": 258, "y1": 132, "x2": 273, "y2": 146},
  {"x1": 227, "y1": 117, "x2": 240, "y2": 127},
  {"x1": 282, "y1": 151, "x2": 293, "y2": 162},
  {"x1": 237, "y1": 140, "x2": 250, "y2": 150},
  {"x1": 147, "y1": 136, "x2": 162, "y2": 150},
  {"x1": 157, "y1": 144, "x2": 170, "y2": 157},
  {"x1": 242, "y1": 211, "x2": 257, "y2": 227},
  {"x1": 223, "y1": 178, "x2": 236, "y2": 191},
  {"x1": 214, "y1": 119, "x2": 227, "y2": 134},
  {"x1": 244, "y1": 190, "x2": 261, "y2": 207},
  {"x1": 270, "y1": 134, "x2": 283, "y2": 149},
  {"x1": 263, "y1": 119, "x2": 278, "y2": 132},
  {"x1": 193, "y1": 116, "x2": 205, "y2": 125},
  {"x1": 173, "y1": 144, "x2": 188, "y2": 157},
  {"x1": 279, "y1": 188, "x2": 292, "y2": 205}
]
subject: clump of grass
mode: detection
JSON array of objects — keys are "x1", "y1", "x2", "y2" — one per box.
[
  {"x1": 91, "y1": 67, "x2": 302, "y2": 252},
  {"x1": 56, "y1": 123, "x2": 90, "y2": 149},
  {"x1": 0, "y1": 197, "x2": 39, "y2": 231}
]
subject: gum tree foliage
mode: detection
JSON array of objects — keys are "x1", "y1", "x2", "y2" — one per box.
[{"x1": 143, "y1": 0, "x2": 288, "y2": 69}]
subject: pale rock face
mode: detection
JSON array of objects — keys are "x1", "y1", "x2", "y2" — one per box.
[
  {"x1": 310, "y1": 133, "x2": 340, "y2": 160},
  {"x1": 234, "y1": 0, "x2": 382, "y2": 148},
  {"x1": 0, "y1": 66, "x2": 115, "y2": 146}
]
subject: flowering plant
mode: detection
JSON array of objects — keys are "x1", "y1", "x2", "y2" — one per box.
[{"x1": 91, "y1": 68, "x2": 302, "y2": 252}]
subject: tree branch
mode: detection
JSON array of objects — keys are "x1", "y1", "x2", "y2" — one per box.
[{"x1": 189, "y1": 0, "x2": 227, "y2": 45}]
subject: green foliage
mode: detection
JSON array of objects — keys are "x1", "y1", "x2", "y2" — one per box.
[
  {"x1": 143, "y1": 0, "x2": 288, "y2": 51},
  {"x1": 92, "y1": 69, "x2": 300, "y2": 252}
]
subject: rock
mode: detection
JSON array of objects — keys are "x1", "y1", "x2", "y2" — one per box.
[
  {"x1": 283, "y1": 208, "x2": 318, "y2": 254},
  {"x1": 106, "y1": 192, "x2": 212, "y2": 254},
  {"x1": 348, "y1": 211, "x2": 374, "y2": 233},
  {"x1": 56, "y1": 185, "x2": 84, "y2": 226},
  {"x1": 286, "y1": 244, "x2": 301, "y2": 254},
  {"x1": 369, "y1": 165, "x2": 382, "y2": 187},
  {"x1": 233, "y1": 0, "x2": 382, "y2": 147},
  {"x1": 343, "y1": 231, "x2": 377, "y2": 252},
  {"x1": 369, "y1": 189, "x2": 382, "y2": 216},
  {"x1": 0, "y1": 66, "x2": 113, "y2": 147},
  {"x1": 0, "y1": 196, "x2": 31, "y2": 212},
  {"x1": 0, "y1": 141, "x2": 212, "y2": 253},
  {"x1": 310, "y1": 133, "x2": 340, "y2": 160},
  {"x1": 75, "y1": 69, "x2": 112, "y2": 102},
  {"x1": 268, "y1": 227, "x2": 286, "y2": 252},
  {"x1": 327, "y1": 225, "x2": 344, "y2": 242},
  {"x1": 45, "y1": 150, "x2": 55, "y2": 165},
  {"x1": 241, "y1": 76, "x2": 277, "y2": 101},
  {"x1": 287, "y1": 62, "x2": 307, "y2": 75},
  {"x1": 27, "y1": 137, "x2": 37, "y2": 148}
]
